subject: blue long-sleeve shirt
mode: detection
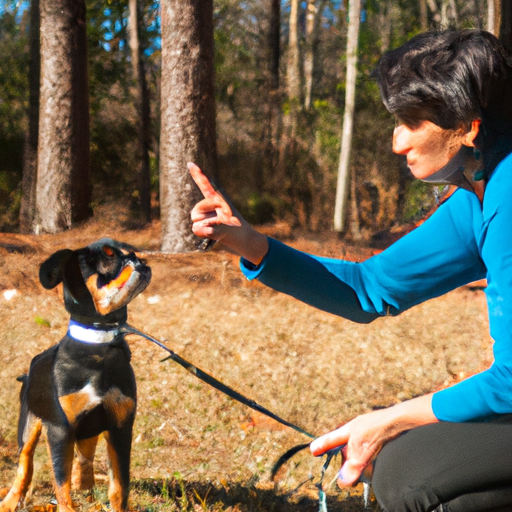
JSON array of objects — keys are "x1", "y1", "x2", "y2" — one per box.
[{"x1": 240, "y1": 152, "x2": 512, "y2": 423}]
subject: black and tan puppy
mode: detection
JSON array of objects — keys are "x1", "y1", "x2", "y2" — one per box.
[{"x1": 0, "y1": 239, "x2": 151, "y2": 512}]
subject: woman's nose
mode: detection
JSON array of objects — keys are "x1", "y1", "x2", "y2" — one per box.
[{"x1": 392, "y1": 124, "x2": 411, "y2": 155}]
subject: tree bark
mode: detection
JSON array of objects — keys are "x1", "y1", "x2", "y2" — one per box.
[
  {"x1": 488, "y1": 0, "x2": 496, "y2": 33},
  {"x1": 262, "y1": 0, "x2": 282, "y2": 191},
  {"x1": 334, "y1": 0, "x2": 361, "y2": 233},
  {"x1": 279, "y1": 0, "x2": 301, "y2": 168},
  {"x1": 19, "y1": 0, "x2": 40, "y2": 233},
  {"x1": 287, "y1": 0, "x2": 302, "y2": 104},
  {"x1": 419, "y1": 0, "x2": 429, "y2": 30},
  {"x1": 159, "y1": 0, "x2": 217, "y2": 252},
  {"x1": 35, "y1": 0, "x2": 90, "y2": 234},
  {"x1": 304, "y1": 0, "x2": 327, "y2": 110},
  {"x1": 128, "y1": 0, "x2": 151, "y2": 223},
  {"x1": 269, "y1": 0, "x2": 281, "y2": 92}
]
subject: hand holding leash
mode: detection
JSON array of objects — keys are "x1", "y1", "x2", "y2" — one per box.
[{"x1": 311, "y1": 394, "x2": 438, "y2": 487}]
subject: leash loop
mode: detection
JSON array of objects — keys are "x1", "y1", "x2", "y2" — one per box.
[{"x1": 121, "y1": 323, "x2": 350, "y2": 511}]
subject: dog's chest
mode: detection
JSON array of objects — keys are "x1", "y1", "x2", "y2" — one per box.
[
  {"x1": 55, "y1": 338, "x2": 136, "y2": 428},
  {"x1": 58, "y1": 382, "x2": 135, "y2": 428}
]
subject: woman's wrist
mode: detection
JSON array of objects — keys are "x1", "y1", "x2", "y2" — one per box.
[
  {"x1": 388, "y1": 394, "x2": 438, "y2": 433},
  {"x1": 236, "y1": 225, "x2": 269, "y2": 265}
]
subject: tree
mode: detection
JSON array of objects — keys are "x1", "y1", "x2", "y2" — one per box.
[
  {"x1": 304, "y1": 0, "x2": 328, "y2": 111},
  {"x1": 19, "y1": 0, "x2": 39, "y2": 233},
  {"x1": 128, "y1": 0, "x2": 151, "y2": 223},
  {"x1": 334, "y1": 0, "x2": 361, "y2": 233},
  {"x1": 159, "y1": 0, "x2": 217, "y2": 252},
  {"x1": 35, "y1": 0, "x2": 91, "y2": 233}
]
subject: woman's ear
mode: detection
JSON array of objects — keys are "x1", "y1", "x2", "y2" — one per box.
[{"x1": 462, "y1": 119, "x2": 481, "y2": 147}]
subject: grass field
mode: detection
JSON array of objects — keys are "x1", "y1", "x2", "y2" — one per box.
[{"x1": 0, "y1": 205, "x2": 492, "y2": 511}]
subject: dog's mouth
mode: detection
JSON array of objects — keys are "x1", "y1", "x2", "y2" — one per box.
[{"x1": 86, "y1": 262, "x2": 151, "y2": 316}]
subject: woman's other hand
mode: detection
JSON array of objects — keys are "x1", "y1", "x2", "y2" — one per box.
[{"x1": 310, "y1": 394, "x2": 438, "y2": 487}]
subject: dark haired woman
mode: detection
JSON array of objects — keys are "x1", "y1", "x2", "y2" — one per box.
[{"x1": 189, "y1": 30, "x2": 512, "y2": 511}]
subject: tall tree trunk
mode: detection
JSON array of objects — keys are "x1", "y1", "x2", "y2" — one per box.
[
  {"x1": 262, "y1": 0, "x2": 282, "y2": 192},
  {"x1": 35, "y1": 0, "x2": 91, "y2": 234},
  {"x1": 269, "y1": 0, "x2": 280, "y2": 92},
  {"x1": 488, "y1": 0, "x2": 496, "y2": 33},
  {"x1": 449, "y1": 0, "x2": 459, "y2": 27},
  {"x1": 379, "y1": 0, "x2": 393, "y2": 53},
  {"x1": 420, "y1": 0, "x2": 429, "y2": 30},
  {"x1": 159, "y1": 0, "x2": 217, "y2": 252},
  {"x1": 19, "y1": 0, "x2": 40, "y2": 233},
  {"x1": 440, "y1": 0, "x2": 449, "y2": 28},
  {"x1": 334, "y1": 0, "x2": 361, "y2": 233},
  {"x1": 279, "y1": 0, "x2": 301, "y2": 170},
  {"x1": 287, "y1": 0, "x2": 301, "y2": 105},
  {"x1": 304, "y1": 0, "x2": 327, "y2": 111},
  {"x1": 128, "y1": 0, "x2": 151, "y2": 223}
]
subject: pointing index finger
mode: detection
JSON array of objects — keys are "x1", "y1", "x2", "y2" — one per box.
[{"x1": 188, "y1": 162, "x2": 217, "y2": 198}]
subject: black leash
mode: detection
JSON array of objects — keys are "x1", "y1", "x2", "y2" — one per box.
[
  {"x1": 120, "y1": 324, "x2": 315, "y2": 439},
  {"x1": 120, "y1": 324, "x2": 343, "y2": 503}
]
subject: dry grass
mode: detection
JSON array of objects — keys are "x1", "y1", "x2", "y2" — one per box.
[{"x1": 0, "y1": 204, "x2": 492, "y2": 511}]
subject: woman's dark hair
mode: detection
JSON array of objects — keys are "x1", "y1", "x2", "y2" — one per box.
[{"x1": 375, "y1": 30, "x2": 512, "y2": 172}]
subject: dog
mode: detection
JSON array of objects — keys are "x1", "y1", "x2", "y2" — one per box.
[{"x1": 0, "y1": 238, "x2": 151, "y2": 512}]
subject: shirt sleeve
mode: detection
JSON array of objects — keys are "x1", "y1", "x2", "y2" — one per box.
[
  {"x1": 240, "y1": 189, "x2": 486, "y2": 323},
  {"x1": 432, "y1": 160, "x2": 512, "y2": 421}
]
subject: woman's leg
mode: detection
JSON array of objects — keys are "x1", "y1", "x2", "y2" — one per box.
[{"x1": 371, "y1": 417, "x2": 512, "y2": 512}]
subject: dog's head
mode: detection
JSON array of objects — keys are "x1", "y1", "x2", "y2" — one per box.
[{"x1": 39, "y1": 238, "x2": 151, "y2": 324}]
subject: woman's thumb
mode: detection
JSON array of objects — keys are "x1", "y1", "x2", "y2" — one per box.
[{"x1": 338, "y1": 458, "x2": 363, "y2": 487}]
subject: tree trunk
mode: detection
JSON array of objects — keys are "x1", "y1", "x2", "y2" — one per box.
[
  {"x1": 159, "y1": 0, "x2": 217, "y2": 252},
  {"x1": 269, "y1": 0, "x2": 280, "y2": 92},
  {"x1": 440, "y1": 0, "x2": 449, "y2": 28},
  {"x1": 19, "y1": 0, "x2": 40, "y2": 233},
  {"x1": 420, "y1": 0, "x2": 429, "y2": 30},
  {"x1": 488, "y1": 0, "x2": 496, "y2": 33},
  {"x1": 379, "y1": 0, "x2": 393, "y2": 53},
  {"x1": 262, "y1": 0, "x2": 282, "y2": 191},
  {"x1": 333, "y1": 0, "x2": 361, "y2": 233},
  {"x1": 287, "y1": 0, "x2": 301, "y2": 104},
  {"x1": 304, "y1": 0, "x2": 327, "y2": 111},
  {"x1": 128, "y1": 0, "x2": 151, "y2": 223},
  {"x1": 449, "y1": 0, "x2": 459, "y2": 27},
  {"x1": 279, "y1": 0, "x2": 301, "y2": 169},
  {"x1": 35, "y1": 0, "x2": 90, "y2": 234}
]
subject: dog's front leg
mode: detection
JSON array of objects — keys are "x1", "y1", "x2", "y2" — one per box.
[
  {"x1": 104, "y1": 428, "x2": 132, "y2": 512},
  {"x1": 0, "y1": 417, "x2": 42, "y2": 512},
  {"x1": 46, "y1": 424, "x2": 76, "y2": 512},
  {"x1": 72, "y1": 436, "x2": 99, "y2": 490}
]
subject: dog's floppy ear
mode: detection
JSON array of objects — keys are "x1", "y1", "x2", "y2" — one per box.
[
  {"x1": 39, "y1": 249, "x2": 75, "y2": 290},
  {"x1": 40, "y1": 249, "x2": 91, "y2": 304}
]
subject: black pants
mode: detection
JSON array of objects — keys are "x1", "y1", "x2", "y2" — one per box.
[{"x1": 372, "y1": 416, "x2": 512, "y2": 512}]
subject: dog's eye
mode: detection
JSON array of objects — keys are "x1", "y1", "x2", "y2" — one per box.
[{"x1": 102, "y1": 246, "x2": 115, "y2": 258}]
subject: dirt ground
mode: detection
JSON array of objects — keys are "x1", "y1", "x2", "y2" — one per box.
[{"x1": 0, "y1": 203, "x2": 492, "y2": 511}]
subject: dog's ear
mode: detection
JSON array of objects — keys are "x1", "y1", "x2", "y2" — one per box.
[
  {"x1": 40, "y1": 249, "x2": 91, "y2": 304},
  {"x1": 39, "y1": 250, "x2": 75, "y2": 289}
]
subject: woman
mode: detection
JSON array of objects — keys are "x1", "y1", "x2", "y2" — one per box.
[{"x1": 189, "y1": 30, "x2": 512, "y2": 511}]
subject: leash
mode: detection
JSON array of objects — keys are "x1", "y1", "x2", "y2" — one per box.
[{"x1": 120, "y1": 323, "x2": 342, "y2": 510}]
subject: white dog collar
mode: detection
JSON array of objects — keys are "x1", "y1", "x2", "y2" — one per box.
[{"x1": 67, "y1": 320, "x2": 122, "y2": 344}]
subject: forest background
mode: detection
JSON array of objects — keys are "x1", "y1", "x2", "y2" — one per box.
[
  {"x1": 0, "y1": 2, "x2": 510, "y2": 511},
  {"x1": 1, "y1": 0, "x2": 510, "y2": 245}
]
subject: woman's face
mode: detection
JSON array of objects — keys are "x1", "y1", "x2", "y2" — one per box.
[{"x1": 392, "y1": 120, "x2": 469, "y2": 179}]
